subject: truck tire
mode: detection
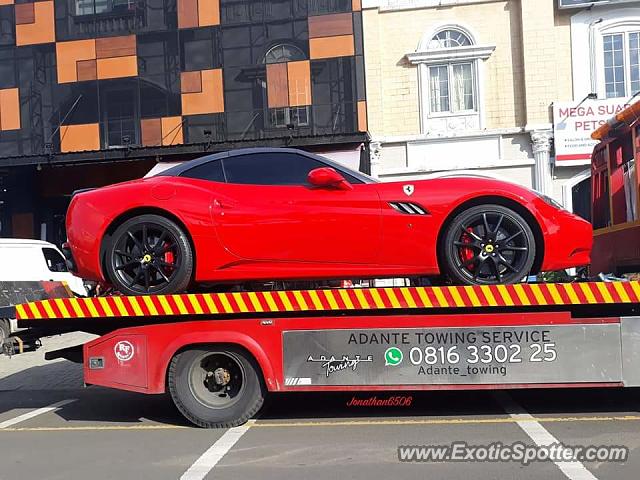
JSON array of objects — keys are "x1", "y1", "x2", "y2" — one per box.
[{"x1": 168, "y1": 346, "x2": 265, "y2": 428}]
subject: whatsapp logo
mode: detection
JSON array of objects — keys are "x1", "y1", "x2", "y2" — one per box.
[{"x1": 384, "y1": 347, "x2": 403, "y2": 366}]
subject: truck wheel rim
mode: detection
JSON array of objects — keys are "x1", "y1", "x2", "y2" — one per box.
[
  {"x1": 452, "y1": 211, "x2": 530, "y2": 284},
  {"x1": 112, "y1": 223, "x2": 181, "y2": 293},
  {"x1": 188, "y1": 352, "x2": 246, "y2": 410}
]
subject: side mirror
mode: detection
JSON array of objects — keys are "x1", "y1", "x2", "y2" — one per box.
[{"x1": 308, "y1": 167, "x2": 353, "y2": 191}]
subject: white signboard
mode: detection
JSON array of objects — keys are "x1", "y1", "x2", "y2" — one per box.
[
  {"x1": 553, "y1": 98, "x2": 631, "y2": 165},
  {"x1": 407, "y1": 135, "x2": 502, "y2": 172}
]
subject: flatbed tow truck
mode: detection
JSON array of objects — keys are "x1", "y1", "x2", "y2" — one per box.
[{"x1": 5, "y1": 280, "x2": 640, "y2": 428}]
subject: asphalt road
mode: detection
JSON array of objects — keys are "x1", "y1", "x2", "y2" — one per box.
[
  {"x1": 1, "y1": 336, "x2": 640, "y2": 480},
  {"x1": 1, "y1": 387, "x2": 640, "y2": 479}
]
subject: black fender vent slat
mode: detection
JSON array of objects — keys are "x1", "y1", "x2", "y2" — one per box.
[{"x1": 389, "y1": 202, "x2": 429, "y2": 215}]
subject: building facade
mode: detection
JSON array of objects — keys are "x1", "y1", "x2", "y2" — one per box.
[
  {"x1": 0, "y1": 0, "x2": 368, "y2": 244},
  {"x1": 555, "y1": 0, "x2": 640, "y2": 218},
  {"x1": 362, "y1": 0, "x2": 640, "y2": 221}
]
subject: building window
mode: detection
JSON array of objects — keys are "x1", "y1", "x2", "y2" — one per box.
[
  {"x1": 406, "y1": 25, "x2": 495, "y2": 134},
  {"x1": 632, "y1": 32, "x2": 640, "y2": 93},
  {"x1": 264, "y1": 44, "x2": 306, "y2": 65},
  {"x1": 270, "y1": 106, "x2": 309, "y2": 128},
  {"x1": 75, "y1": 0, "x2": 135, "y2": 16},
  {"x1": 428, "y1": 29, "x2": 472, "y2": 49},
  {"x1": 262, "y1": 43, "x2": 310, "y2": 129},
  {"x1": 102, "y1": 86, "x2": 138, "y2": 148},
  {"x1": 429, "y1": 62, "x2": 474, "y2": 114},
  {"x1": 426, "y1": 29, "x2": 476, "y2": 115},
  {"x1": 602, "y1": 28, "x2": 640, "y2": 98}
]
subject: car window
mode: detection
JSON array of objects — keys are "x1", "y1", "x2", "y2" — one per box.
[
  {"x1": 180, "y1": 159, "x2": 225, "y2": 183},
  {"x1": 222, "y1": 153, "x2": 363, "y2": 186},
  {"x1": 222, "y1": 153, "x2": 323, "y2": 185},
  {"x1": 42, "y1": 248, "x2": 68, "y2": 273}
]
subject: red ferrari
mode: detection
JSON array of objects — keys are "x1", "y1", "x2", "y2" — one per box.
[{"x1": 65, "y1": 148, "x2": 592, "y2": 295}]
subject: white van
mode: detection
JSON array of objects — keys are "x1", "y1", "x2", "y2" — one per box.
[{"x1": 0, "y1": 239, "x2": 87, "y2": 341}]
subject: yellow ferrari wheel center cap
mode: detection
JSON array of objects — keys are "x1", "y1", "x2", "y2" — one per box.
[
  {"x1": 142, "y1": 254, "x2": 152, "y2": 264},
  {"x1": 484, "y1": 244, "x2": 495, "y2": 253}
]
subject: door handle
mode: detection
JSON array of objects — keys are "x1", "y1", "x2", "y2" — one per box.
[{"x1": 213, "y1": 199, "x2": 231, "y2": 209}]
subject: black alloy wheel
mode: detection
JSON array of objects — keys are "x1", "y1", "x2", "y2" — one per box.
[
  {"x1": 442, "y1": 204, "x2": 536, "y2": 285},
  {"x1": 106, "y1": 214, "x2": 193, "y2": 295}
]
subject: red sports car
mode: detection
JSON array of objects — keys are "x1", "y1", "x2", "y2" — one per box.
[{"x1": 65, "y1": 148, "x2": 592, "y2": 295}]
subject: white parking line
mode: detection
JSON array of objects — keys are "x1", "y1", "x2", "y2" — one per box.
[
  {"x1": 0, "y1": 399, "x2": 77, "y2": 429},
  {"x1": 179, "y1": 420, "x2": 254, "y2": 480},
  {"x1": 494, "y1": 392, "x2": 598, "y2": 480}
]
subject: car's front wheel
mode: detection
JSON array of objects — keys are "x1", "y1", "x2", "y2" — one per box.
[
  {"x1": 105, "y1": 214, "x2": 193, "y2": 295},
  {"x1": 441, "y1": 204, "x2": 536, "y2": 285}
]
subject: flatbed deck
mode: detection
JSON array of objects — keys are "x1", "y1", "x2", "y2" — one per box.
[
  {"x1": 10, "y1": 280, "x2": 640, "y2": 428},
  {"x1": 15, "y1": 280, "x2": 640, "y2": 320}
]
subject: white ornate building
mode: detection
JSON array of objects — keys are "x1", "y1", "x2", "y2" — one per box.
[{"x1": 362, "y1": 0, "x2": 640, "y2": 218}]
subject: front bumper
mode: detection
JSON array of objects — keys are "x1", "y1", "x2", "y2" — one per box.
[{"x1": 539, "y1": 207, "x2": 592, "y2": 271}]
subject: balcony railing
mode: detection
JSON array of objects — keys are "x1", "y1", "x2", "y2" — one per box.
[{"x1": 72, "y1": 1, "x2": 145, "y2": 35}]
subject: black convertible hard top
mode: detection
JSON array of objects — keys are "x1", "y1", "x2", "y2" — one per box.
[{"x1": 157, "y1": 147, "x2": 377, "y2": 184}]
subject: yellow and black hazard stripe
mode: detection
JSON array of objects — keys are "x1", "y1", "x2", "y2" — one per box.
[{"x1": 14, "y1": 281, "x2": 640, "y2": 321}]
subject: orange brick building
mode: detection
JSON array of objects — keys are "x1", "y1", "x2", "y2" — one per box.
[{"x1": 0, "y1": 0, "x2": 368, "y2": 243}]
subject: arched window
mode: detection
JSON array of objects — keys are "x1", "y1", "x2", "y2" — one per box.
[
  {"x1": 264, "y1": 44, "x2": 306, "y2": 65},
  {"x1": 407, "y1": 25, "x2": 495, "y2": 134},
  {"x1": 427, "y1": 29, "x2": 476, "y2": 114},
  {"x1": 428, "y1": 29, "x2": 472, "y2": 49},
  {"x1": 262, "y1": 43, "x2": 310, "y2": 128}
]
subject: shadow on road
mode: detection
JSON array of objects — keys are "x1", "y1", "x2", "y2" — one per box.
[
  {"x1": 259, "y1": 388, "x2": 640, "y2": 421},
  {"x1": 0, "y1": 359, "x2": 83, "y2": 392},
  {"x1": 0, "y1": 360, "x2": 186, "y2": 426},
  {"x1": 2, "y1": 361, "x2": 640, "y2": 427}
]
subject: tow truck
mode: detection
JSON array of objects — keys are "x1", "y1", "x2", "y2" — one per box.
[
  {"x1": 6, "y1": 280, "x2": 640, "y2": 428},
  {"x1": 4, "y1": 97, "x2": 639, "y2": 430}
]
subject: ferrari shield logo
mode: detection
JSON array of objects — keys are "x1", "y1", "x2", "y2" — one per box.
[{"x1": 403, "y1": 185, "x2": 415, "y2": 196}]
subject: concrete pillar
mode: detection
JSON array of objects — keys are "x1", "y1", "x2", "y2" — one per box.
[{"x1": 529, "y1": 129, "x2": 554, "y2": 195}]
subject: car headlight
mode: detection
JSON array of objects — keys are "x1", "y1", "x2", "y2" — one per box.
[{"x1": 537, "y1": 192, "x2": 566, "y2": 211}]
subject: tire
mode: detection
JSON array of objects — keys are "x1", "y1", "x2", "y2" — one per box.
[
  {"x1": 168, "y1": 346, "x2": 265, "y2": 428},
  {"x1": 441, "y1": 204, "x2": 536, "y2": 285},
  {"x1": 105, "y1": 214, "x2": 193, "y2": 295}
]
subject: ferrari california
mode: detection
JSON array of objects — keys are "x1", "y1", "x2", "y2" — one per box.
[{"x1": 65, "y1": 148, "x2": 592, "y2": 295}]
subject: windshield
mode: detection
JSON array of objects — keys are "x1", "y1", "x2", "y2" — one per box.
[{"x1": 315, "y1": 153, "x2": 380, "y2": 184}]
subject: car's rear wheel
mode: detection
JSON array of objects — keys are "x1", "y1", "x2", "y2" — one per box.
[
  {"x1": 441, "y1": 204, "x2": 536, "y2": 285},
  {"x1": 105, "y1": 214, "x2": 193, "y2": 295}
]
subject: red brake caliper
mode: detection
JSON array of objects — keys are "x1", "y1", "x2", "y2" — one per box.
[
  {"x1": 459, "y1": 229, "x2": 475, "y2": 270},
  {"x1": 163, "y1": 243, "x2": 175, "y2": 269}
]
